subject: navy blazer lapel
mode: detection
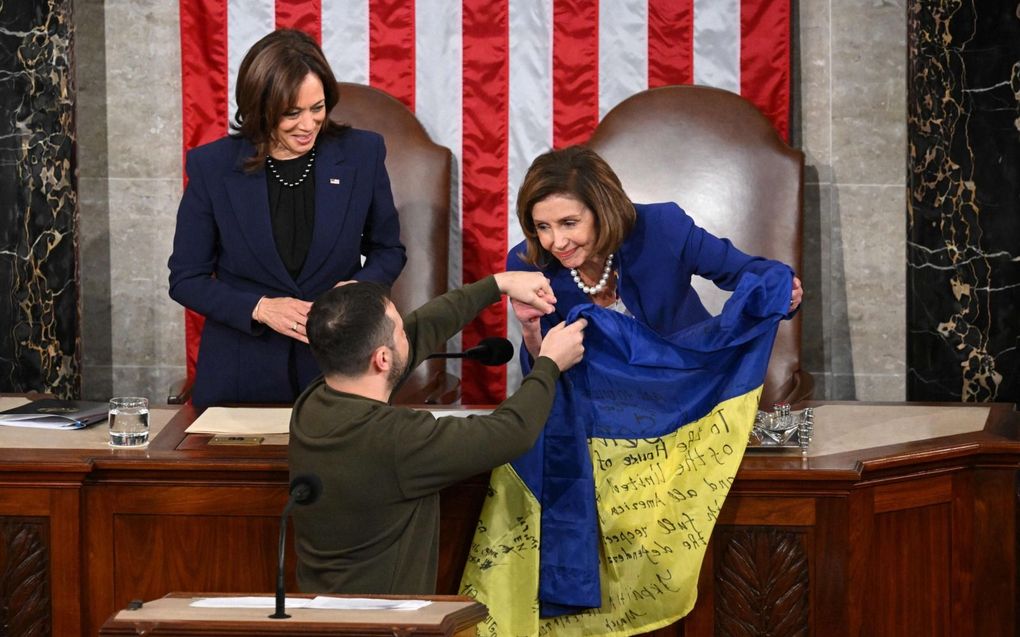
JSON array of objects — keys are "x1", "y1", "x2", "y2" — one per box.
[
  {"x1": 299, "y1": 138, "x2": 355, "y2": 285},
  {"x1": 224, "y1": 141, "x2": 298, "y2": 293}
]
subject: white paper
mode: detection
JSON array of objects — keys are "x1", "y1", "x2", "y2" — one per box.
[
  {"x1": 308, "y1": 596, "x2": 431, "y2": 610},
  {"x1": 189, "y1": 596, "x2": 431, "y2": 611},
  {"x1": 190, "y1": 596, "x2": 312, "y2": 608},
  {"x1": 426, "y1": 409, "x2": 492, "y2": 419},
  {"x1": 185, "y1": 407, "x2": 292, "y2": 435}
]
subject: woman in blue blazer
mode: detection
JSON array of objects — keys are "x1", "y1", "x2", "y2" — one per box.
[
  {"x1": 169, "y1": 29, "x2": 406, "y2": 406},
  {"x1": 506, "y1": 146, "x2": 801, "y2": 371}
]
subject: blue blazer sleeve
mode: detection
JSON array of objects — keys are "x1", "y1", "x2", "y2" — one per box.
[
  {"x1": 654, "y1": 202, "x2": 775, "y2": 291},
  {"x1": 351, "y1": 134, "x2": 406, "y2": 284},
  {"x1": 168, "y1": 147, "x2": 263, "y2": 334}
]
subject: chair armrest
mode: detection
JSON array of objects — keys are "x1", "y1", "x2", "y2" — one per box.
[
  {"x1": 167, "y1": 376, "x2": 193, "y2": 405},
  {"x1": 392, "y1": 370, "x2": 461, "y2": 405},
  {"x1": 780, "y1": 369, "x2": 815, "y2": 406},
  {"x1": 422, "y1": 372, "x2": 461, "y2": 405}
]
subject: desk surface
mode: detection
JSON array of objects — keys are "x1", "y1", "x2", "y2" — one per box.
[
  {"x1": 0, "y1": 396, "x2": 175, "y2": 450},
  {"x1": 0, "y1": 398, "x2": 1016, "y2": 481}
]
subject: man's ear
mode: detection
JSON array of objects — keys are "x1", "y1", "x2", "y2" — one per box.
[{"x1": 369, "y1": 345, "x2": 391, "y2": 373}]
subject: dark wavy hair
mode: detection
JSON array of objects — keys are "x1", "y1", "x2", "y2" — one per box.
[
  {"x1": 232, "y1": 28, "x2": 349, "y2": 171},
  {"x1": 307, "y1": 282, "x2": 395, "y2": 377},
  {"x1": 515, "y1": 146, "x2": 636, "y2": 268}
]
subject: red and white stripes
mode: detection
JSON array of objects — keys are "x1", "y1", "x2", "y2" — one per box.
[{"x1": 179, "y1": 0, "x2": 791, "y2": 401}]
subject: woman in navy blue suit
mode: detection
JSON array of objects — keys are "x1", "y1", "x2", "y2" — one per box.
[
  {"x1": 169, "y1": 29, "x2": 406, "y2": 406},
  {"x1": 507, "y1": 146, "x2": 802, "y2": 369}
]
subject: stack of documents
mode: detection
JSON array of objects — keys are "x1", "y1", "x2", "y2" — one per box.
[{"x1": 0, "y1": 399, "x2": 108, "y2": 430}]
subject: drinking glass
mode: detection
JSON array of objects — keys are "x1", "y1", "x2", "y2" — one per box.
[{"x1": 109, "y1": 397, "x2": 149, "y2": 447}]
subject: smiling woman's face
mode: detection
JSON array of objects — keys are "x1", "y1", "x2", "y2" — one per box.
[
  {"x1": 270, "y1": 72, "x2": 326, "y2": 159},
  {"x1": 531, "y1": 194, "x2": 599, "y2": 270}
]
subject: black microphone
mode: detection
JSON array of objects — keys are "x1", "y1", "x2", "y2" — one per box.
[
  {"x1": 269, "y1": 474, "x2": 323, "y2": 620},
  {"x1": 427, "y1": 337, "x2": 514, "y2": 366}
]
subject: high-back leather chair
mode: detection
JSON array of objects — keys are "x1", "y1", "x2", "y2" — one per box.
[
  {"x1": 330, "y1": 83, "x2": 458, "y2": 404},
  {"x1": 588, "y1": 85, "x2": 813, "y2": 406}
]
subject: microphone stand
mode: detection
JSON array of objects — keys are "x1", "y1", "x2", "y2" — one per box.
[
  {"x1": 269, "y1": 475, "x2": 320, "y2": 620},
  {"x1": 269, "y1": 497, "x2": 299, "y2": 619}
]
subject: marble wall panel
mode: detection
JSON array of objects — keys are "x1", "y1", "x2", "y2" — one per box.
[
  {"x1": 798, "y1": 0, "x2": 908, "y2": 401},
  {"x1": 792, "y1": 0, "x2": 836, "y2": 399},
  {"x1": 830, "y1": 0, "x2": 908, "y2": 187},
  {"x1": 821, "y1": 189, "x2": 856, "y2": 399},
  {"x1": 799, "y1": 177, "x2": 826, "y2": 378},
  {"x1": 76, "y1": 0, "x2": 183, "y2": 403},
  {"x1": 906, "y1": 0, "x2": 1020, "y2": 401},
  {"x1": 0, "y1": 0, "x2": 80, "y2": 397},
  {"x1": 838, "y1": 184, "x2": 907, "y2": 385},
  {"x1": 791, "y1": 0, "x2": 831, "y2": 179},
  {"x1": 103, "y1": 0, "x2": 182, "y2": 180},
  {"x1": 106, "y1": 178, "x2": 183, "y2": 369},
  {"x1": 107, "y1": 0, "x2": 183, "y2": 404},
  {"x1": 77, "y1": 0, "x2": 113, "y2": 399}
]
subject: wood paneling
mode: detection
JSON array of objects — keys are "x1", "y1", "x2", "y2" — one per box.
[
  {"x1": 873, "y1": 473, "x2": 952, "y2": 513},
  {"x1": 864, "y1": 503, "x2": 953, "y2": 636},
  {"x1": 84, "y1": 484, "x2": 294, "y2": 637},
  {"x1": 972, "y1": 469, "x2": 1016, "y2": 637},
  {"x1": 0, "y1": 486, "x2": 82, "y2": 636},
  {"x1": 713, "y1": 527, "x2": 810, "y2": 637},
  {"x1": 717, "y1": 496, "x2": 816, "y2": 526},
  {"x1": 2, "y1": 402, "x2": 1019, "y2": 636},
  {"x1": 0, "y1": 517, "x2": 51, "y2": 636},
  {"x1": 437, "y1": 476, "x2": 487, "y2": 594}
]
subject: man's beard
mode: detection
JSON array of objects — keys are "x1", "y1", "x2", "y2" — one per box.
[{"x1": 387, "y1": 347, "x2": 407, "y2": 390}]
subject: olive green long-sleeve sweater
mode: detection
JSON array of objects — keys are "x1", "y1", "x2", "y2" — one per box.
[{"x1": 289, "y1": 276, "x2": 561, "y2": 594}]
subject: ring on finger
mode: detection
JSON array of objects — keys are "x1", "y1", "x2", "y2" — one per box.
[{"x1": 291, "y1": 322, "x2": 298, "y2": 331}]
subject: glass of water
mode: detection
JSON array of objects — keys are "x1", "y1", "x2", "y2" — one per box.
[{"x1": 109, "y1": 397, "x2": 150, "y2": 447}]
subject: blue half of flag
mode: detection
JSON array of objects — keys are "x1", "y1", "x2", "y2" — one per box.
[{"x1": 511, "y1": 265, "x2": 793, "y2": 617}]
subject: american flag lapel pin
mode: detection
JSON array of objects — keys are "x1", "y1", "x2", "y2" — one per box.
[{"x1": 329, "y1": 177, "x2": 340, "y2": 185}]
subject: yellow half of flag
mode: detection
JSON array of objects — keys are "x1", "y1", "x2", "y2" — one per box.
[{"x1": 461, "y1": 388, "x2": 759, "y2": 637}]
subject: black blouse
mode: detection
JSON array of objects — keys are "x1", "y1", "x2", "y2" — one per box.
[{"x1": 266, "y1": 150, "x2": 316, "y2": 280}]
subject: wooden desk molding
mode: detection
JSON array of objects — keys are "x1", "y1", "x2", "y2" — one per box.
[{"x1": 1, "y1": 399, "x2": 1018, "y2": 636}]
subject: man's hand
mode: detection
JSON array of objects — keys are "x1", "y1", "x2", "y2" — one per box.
[
  {"x1": 538, "y1": 319, "x2": 587, "y2": 372},
  {"x1": 255, "y1": 296, "x2": 313, "y2": 344},
  {"x1": 494, "y1": 271, "x2": 556, "y2": 315}
]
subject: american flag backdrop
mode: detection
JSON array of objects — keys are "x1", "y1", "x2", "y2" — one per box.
[{"x1": 179, "y1": 0, "x2": 792, "y2": 403}]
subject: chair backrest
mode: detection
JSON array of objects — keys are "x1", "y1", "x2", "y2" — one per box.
[
  {"x1": 329, "y1": 83, "x2": 454, "y2": 403},
  {"x1": 588, "y1": 85, "x2": 810, "y2": 406}
]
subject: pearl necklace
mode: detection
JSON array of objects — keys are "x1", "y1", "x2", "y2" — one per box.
[
  {"x1": 266, "y1": 146, "x2": 316, "y2": 188},
  {"x1": 571, "y1": 254, "x2": 614, "y2": 295}
]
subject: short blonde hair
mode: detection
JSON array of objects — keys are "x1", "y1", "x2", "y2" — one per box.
[{"x1": 515, "y1": 146, "x2": 636, "y2": 267}]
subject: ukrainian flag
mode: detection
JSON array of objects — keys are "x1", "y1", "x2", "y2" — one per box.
[{"x1": 461, "y1": 267, "x2": 793, "y2": 637}]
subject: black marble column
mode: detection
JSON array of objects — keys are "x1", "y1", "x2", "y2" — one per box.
[
  {"x1": 0, "y1": 0, "x2": 80, "y2": 397},
  {"x1": 907, "y1": 0, "x2": 1020, "y2": 402}
]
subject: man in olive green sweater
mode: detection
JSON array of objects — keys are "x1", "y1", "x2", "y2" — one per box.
[{"x1": 289, "y1": 272, "x2": 586, "y2": 595}]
